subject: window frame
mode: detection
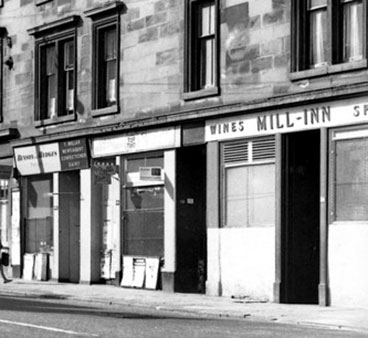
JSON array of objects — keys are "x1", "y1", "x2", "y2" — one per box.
[
  {"x1": 291, "y1": 0, "x2": 368, "y2": 80},
  {"x1": 85, "y1": 2, "x2": 126, "y2": 117},
  {"x1": 37, "y1": 34, "x2": 76, "y2": 123},
  {"x1": 28, "y1": 16, "x2": 80, "y2": 127},
  {"x1": 183, "y1": 0, "x2": 220, "y2": 100},
  {"x1": 329, "y1": 125, "x2": 368, "y2": 224},
  {"x1": 220, "y1": 137, "x2": 276, "y2": 228},
  {"x1": 92, "y1": 18, "x2": 119, "y2": 115}
]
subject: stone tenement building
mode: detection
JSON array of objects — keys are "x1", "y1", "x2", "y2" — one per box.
[{"x1": 1, "y1": 0, "x2": 368, "y2": 307}]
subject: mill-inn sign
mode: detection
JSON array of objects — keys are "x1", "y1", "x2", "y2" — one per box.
[{"x1": 205, "y1": 98, "x2": 368, "y2": 141}]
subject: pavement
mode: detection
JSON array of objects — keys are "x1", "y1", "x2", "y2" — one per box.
[{"x1": 1, "y1": 279, "x2": 368, "y2": 335}]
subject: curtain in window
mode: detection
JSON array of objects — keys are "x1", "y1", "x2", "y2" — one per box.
[
  {"x1": 199, "y1": 3, "x2": 215, "y2": 89},
  {"x1": 46, "y1": 45, "x2": 56, "y2": 118},
  {"x1": 342, "y1": 0, "x2": 363, "y2": 62},
  {"x1": 64, "y1": 40, "x2": 74, "y2": 113},
  {"x1": 309, "y1": 7, "x2": 327, "y2": 67},
  {"x1": 105, "y1": 29, "x2": 117, "y2": 105}
]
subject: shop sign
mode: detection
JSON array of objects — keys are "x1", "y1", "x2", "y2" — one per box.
[
  {"x1": 93, "y1": 159, "x2": 118, "y2": 185},
  {"x1": 59, "y1": 139, "x2": 89, "y2": 171},
  {"x1": 139, "y1": 167, "x2": 162, "y2": 181},
  {"x1": 91, "y1": 127, "x2": 180, "y2": 158},
  {"x1": 14, "y1": 138, "x2": 89, "y2": 176},
  {"x1": 205, "y1": 98, "x2": 368, "y2": 142}
]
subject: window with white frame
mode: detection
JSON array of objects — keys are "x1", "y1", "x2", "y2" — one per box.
[{"x1": 221, "y1": 136, "x2": 276, "y2": 227}]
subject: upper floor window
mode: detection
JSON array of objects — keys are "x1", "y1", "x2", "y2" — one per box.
[
  {"x1": 95, "y1": 22, "x2": 118, "y2": 110},
  {"x1": 28, "y1": 16, "x2": 80, "y2": 125},
  {"x1": 184, "y1": 0, "x2": 219, "y2": 100},
  {"x1": 85, "y1": 1, "x2": 126, "y2": 116},
  {"x1": 292, "y1": 0, "x2": 366, "y2": 76},
  {"x1": 40, "y1": 38, "x2": 75, "y2": 120}
]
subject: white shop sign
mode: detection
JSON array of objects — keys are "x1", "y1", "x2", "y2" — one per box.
[
  {"x1": 205, "y1": 98, "x2": 368, "y2": 142},
  {"x1": 14, "y1": 143, "x2": 60, "y2": 175},
  {"x1": 92, "y1": 126, "x2": 181, "y2": 158},
  {"x1": 14, "y1": 139, "x2": 89, "y2": 175}
]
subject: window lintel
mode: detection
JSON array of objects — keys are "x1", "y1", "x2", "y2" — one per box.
[
  {"x1": 27, "y1": 15, "x2": 81, "y2": 37},
  {"x1": 84, "y1": 1, "x2": 127, "y2": 20}
]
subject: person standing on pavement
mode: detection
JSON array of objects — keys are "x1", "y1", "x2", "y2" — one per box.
[{"x1": 0, "y1": 239, "x2": 11, "y2": 283}]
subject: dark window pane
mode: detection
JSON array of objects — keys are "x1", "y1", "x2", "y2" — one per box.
[
  {"x1": 46, "y1": 44, "x2": 56, "y2": 74},
  {"x1": 64, "y1": 40, "x2": 74, "y2": 69},
  {"x1": 105, "y1": 29, "x2": 117, "y2": 60}
]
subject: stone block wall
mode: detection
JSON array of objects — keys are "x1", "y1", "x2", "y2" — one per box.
[{"x1": 0, "y1": 0, "x2": 300, "y2": 137}]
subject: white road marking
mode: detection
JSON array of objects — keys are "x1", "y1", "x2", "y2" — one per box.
[{"x1": 0, "y1": 318, "x2": 98, "y2": 336}]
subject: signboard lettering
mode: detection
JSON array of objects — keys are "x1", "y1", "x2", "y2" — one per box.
[
  {"x1": 205, "y1": 99, "x2": 368, "y2": 142},
  {"x1": 59, "y1": 138, "x2": 89, "y2": 171},
  {"x1": 14, "y1": 138, "x2": 89, "y2": 176}
]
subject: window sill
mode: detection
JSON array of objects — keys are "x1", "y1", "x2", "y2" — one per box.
[
  {"x1": 182, "y1": 86, "x2": 220, "y2": 101},
  {"x1": 290, "y1": 59, "x2": 368, "y2": 81},
  {"x1": 35, "y1": 0, "x2": 53, "y2": 5},
  {"x1": 92, "y1": 105, "x2": 119, "y2": 117},
  {"x1": 34, "y1": 114, "x2": 76, "y2": 127}
]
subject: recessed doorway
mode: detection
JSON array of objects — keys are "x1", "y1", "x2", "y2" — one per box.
[{"x1": 281, "y1": 130, "x2": 320, "y2": 304}]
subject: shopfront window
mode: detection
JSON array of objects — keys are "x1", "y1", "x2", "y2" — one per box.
[
  {"x1": 123, "y1": 153, "x2": 164, "y2": 257},
  {"x1": 225, "y1": 164, "x2": 275, "y2": 227},
  {"x1": 25, "y1": 175, "x2": 53, "y2": 253},
  {"x1": 332, "y1": 134, "x2": 368, "y2": 221},
  {"x1": 221, "y1": 137, "x2": 275, "y2": 227}
]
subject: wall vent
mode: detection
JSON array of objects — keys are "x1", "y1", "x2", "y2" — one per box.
[{"x1": 222, "y1": 136, "x2": 275, "y2": 164}]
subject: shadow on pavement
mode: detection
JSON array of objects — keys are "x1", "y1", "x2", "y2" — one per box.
[{"x1": 0, "y1": 294, "x2": 206, "y2": 321}]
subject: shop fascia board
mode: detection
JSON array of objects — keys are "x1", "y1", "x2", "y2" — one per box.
[{"x1": 9, "y1": 80, "x2": 368, "y2": 148}]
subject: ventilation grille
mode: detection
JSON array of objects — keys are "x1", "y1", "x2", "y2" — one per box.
[
  {"x1": 223, "y1": 140, "x2": 248, "y2": 164},
  {"x1": 252, "y1": 136, "x2": 275, "y2": 161},
  {"x1": 223, "y1": 136, "x2": 275, "y2": 164}
]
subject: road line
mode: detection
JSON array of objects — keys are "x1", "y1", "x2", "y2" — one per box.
[{"x1": 0, "y1": 318, "x2": 98, "y2": 336}]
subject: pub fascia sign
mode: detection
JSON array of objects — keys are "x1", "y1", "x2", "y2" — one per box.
[
  {"x1": 205, "y1": 98, "x2": 368, "y2": 142},
  {"x1": 14, "y1": 138, "x2": 89, "y2": 176}
]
